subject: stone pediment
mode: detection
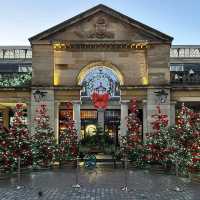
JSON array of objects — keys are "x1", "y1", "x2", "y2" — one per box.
[{"x1": 29, "y1": 4, "x2": 173, "y2": 43}]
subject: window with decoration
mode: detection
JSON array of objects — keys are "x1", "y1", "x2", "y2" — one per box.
[{"x1": 80, "y1": 66, "x2": 120, "y2": 97}]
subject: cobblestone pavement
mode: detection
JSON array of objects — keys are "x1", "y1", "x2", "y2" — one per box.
[{"x1": 0, "y1": 166, "x2": 199, "y2": 200}]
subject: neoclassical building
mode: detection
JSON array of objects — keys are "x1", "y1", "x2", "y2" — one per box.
[{"x1": 0, "y1": 4, "x2": 200, "y2": 144}]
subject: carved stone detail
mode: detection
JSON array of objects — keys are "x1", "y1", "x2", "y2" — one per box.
[
  {"x1": 88, "y1": 17, "x2": 114, "y2": 39},
  {"x1": 53, "y1": 41, "x2": 149, "y2": 51}
]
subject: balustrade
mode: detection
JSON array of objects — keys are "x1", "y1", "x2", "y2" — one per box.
[{"x1": 170, "y1": 46, "x2": 200, "y2": 58}]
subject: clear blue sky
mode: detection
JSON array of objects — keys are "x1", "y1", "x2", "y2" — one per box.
[{"x1": 0, "y1": 0, "x2": 199, "y2": 45}]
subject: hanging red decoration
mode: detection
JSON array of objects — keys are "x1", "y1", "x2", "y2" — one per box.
[
  {"x1": 91, "y1": 92, "x2": 110, "y2": 109},
  {"x1": 66, "y1": 102, "x2": 73, "y2": 109},
  {"x1": 129, "y1": 97, "x2": 138, "y2": 113}
]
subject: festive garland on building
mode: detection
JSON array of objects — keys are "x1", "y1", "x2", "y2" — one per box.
[{"x1": 0, "y1": 72, "x2": 32, "y2": 87}]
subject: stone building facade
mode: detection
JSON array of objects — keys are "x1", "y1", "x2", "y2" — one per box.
[{"x1": 0, "y1": 4, "x2": 200, "y2": 145}]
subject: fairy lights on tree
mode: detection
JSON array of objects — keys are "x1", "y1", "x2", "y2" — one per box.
[
  {"x1": 31, "y1": 104, "x2": 56, "y2": 167},
  {"x1": 56, "y1": 103, "x2": 78, "y2": 163},
  {"x1": 9, "y1": 103, "x2": 32, "y2": 169},
  {"x1": 0, "y1": 126, "x2": 15, "y2": 171},
  {"x1": 172, "y1": 103, "x2": 200, "y2": 174},
  {"x1": 146, "y1": 105, "x2": 173, "y2": 166},
  {"x1": 124, "y1": 97, "x2": 146, "y2": 167}
]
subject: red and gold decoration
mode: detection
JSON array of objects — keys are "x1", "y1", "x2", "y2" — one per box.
[
  {"x1": 91, "y1": 91, "x2": 110, "y2": 110},
  {"x1": 0, "y1": 125, "x2": 15, "y2": 171},
  {"x1": 31, "y1": 104, "x2": 56, "y2": 167},
  {"x1": 123, "y1": 97, "x2": 146, "y2": 168},
  {"x1": 174, "y1": 103, "x2": 200, "y2": 173},
  {"x1": 146, "y1": 105, "x2": 172, "y2": 165},
  {"x1": 146, "y1": 103, "x2": 200, "y2": 174},
  {"x1": 0, "y1": 104, "x2": 32, "y2": 171},
  {"x1": 10, "y1": 104, "x2": 32, "y2": 169},
  {"x1": 56, "y1": 102, "x2": 78, "y2": 162}
]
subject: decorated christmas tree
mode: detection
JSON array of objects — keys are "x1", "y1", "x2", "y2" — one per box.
[
  {"x1": 146, "y1": 105, "x2": 173, "y2": 166},
  {"x1": 0, "y1": 125, "x2": 15, "y2": 171},
  {"x1": 32, "y1": 104, "x2": 56, "y2": 167},
  {"x1": 125, "y1": 97, "x2": 145, "y2": 167},
  {"x1": 57, "y1": 106, "x2": 78, "y2": 163},
  {"x1": 126, "y1": 98, "x2": 142, "y2": 148},
  {"x1": 145, "y1": 103, "x2": 200, "y2": 174},
  {"x1": 172, "y1": 103, "x2": 200, "y2": 173},
  {"x1": 190, "y1": 140, "x2": 200, "y2": 171},
  {"x1": 9, "y1": 103, "x2": 32, "y2": 169}
]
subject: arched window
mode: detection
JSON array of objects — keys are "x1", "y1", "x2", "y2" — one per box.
[{"x1": 80, "y1": 66, "x2": 120, "y2": 97}]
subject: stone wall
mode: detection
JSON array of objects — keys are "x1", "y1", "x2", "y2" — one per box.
[
  {"x1": 32, "y1": 44, "x2": 54, "y2": 86},
  {"x1": 32, "y1": 43, "x2": 171, "y2": 88},
  {"x1": 147, "y1": 44, "x2": 171, "y2": 85},
  {"x1": 54, "y1": 50, "x2": 147, "y2": 86},
  {"x1": 50, "y1": 12, "x2": 158, "y2": 41}
]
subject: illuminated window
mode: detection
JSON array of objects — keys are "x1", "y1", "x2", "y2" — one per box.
[
  {"x1": 170, "y1": 64, "x2": 184, "y2": 71},
  {"x1": 80, "y1": 66, "x2": 120, "y2": 97},
  {"x1": 81, "y1": 110, "x2": 97, "y2": 119}
]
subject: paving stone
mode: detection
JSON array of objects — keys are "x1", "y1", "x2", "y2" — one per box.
[{"x1": 0, "y1": 168, "x2": 199, "y2": 199}]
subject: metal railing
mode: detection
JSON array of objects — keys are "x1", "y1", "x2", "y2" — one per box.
[
  {"x1": 170, "y1": 71, "x2": 200, "y2": 84},
  {"x1": 0, "y1": 46, "x2": 32, "y2": 60}
]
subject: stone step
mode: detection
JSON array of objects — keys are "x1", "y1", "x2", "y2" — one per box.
[
  {"x1": 95, "y1": 154, "x2": 112, "y2": 159},
  {"x1": 190, "y1": 173, "x2": 200, "y2": 183}
]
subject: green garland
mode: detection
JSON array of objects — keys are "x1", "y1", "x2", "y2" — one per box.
[{"x1": 0, "y1": 73, "x2": 32, "y2": 87}]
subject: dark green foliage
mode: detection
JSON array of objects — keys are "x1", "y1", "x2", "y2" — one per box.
[{"x1": 128, "y1": 147, "x2": 149, "y2": 168}]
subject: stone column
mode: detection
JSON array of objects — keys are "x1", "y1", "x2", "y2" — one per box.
[
  {"x1": 142, "y1": 100, "x2": 147, "y2": 143},
  {"x1": 2, "y1": 109, "x2": 9, "y2": 128},
  {"x1": 98, "y1": 109, "x2": 104, "y2": 130},
  {"x1": 26, "y1": 102, "x2": 31, "y2": 133},
  {"x1": 72, "y1": 100, "x2": 81, "y2": 140},
  {"x1": 54, "y1": 102, "x2": 60, "y2": 143},
  {"x1": 170, "y1": 101, "x2": 176, "y2": 126},
  {"x1": 120, "y1": 100, "x2": 129, "y2": 137}
]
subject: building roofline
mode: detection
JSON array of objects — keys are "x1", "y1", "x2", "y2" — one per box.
[
  {"x1": 0, "y1": 45, "x2": 200, "y2": 51},
  {"x1": 29, "y1": 4, "x2": 173, "y2": 42},
  {"x1": 171, "y1": 45, "x2": 200, "y2": 48},
  {"x1": 0, "y1": 46, "x2": 31, "y2": 50}
]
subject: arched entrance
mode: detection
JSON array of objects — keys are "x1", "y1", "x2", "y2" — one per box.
[
  {"x1": 77, "y1": 61, "x2": 124, "y2": 87},
  {"x1": 77, "y1": 62, "x2": 123, "y2": 153}
]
